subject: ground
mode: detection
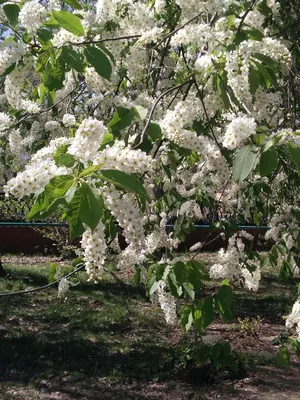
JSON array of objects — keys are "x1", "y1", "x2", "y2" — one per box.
[{"x1": 0, "y1": 254, "x2": 299, "y2": 400}]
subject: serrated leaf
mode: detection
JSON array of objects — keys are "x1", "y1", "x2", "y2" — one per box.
[
  {"x1": 131, "y1": 106, "x2": 148, "y2": 120},
  {"x1": 134, "y1": 267, "x2": 141, "y2": 285},
  {"x1": 54, "y1": 145, "x2": 76, "y2": 167},
  {"x1": 147, "y1": 122, "x2": 162, "y2": 141},
  {"x1": 37, "y1": 28, "x2": 53, "y2": 44},
  {"x1": 63, "y1": 0, "x2": 82, "y2": 9},
  {"x1": 173, "y1": 261, "x2": 187, "y2": 284},
  {"x1": 66, "y1": 188, "x2": 85, "y2": 240},
  {"x1": 245, "y1": 28, "x2": 264, "y2": 41},
  {"x1": 288, "y1": 142, "x2": 300, "y2": 172},
  {"x1": 232, "y1": 145, "x2": 257, "y2": 183},
  {"x1": 181, "y1": 306, "x2": 193, "y2": 331},
  {"x1": 3, "y1": 4, "x2": 19, "y2": 27},
  {"x1": 99, "y1": 169, "x2": 150, "y2": 202},
  {"x1": 84, "y1": 45, "x2": 112, "y2": 80},
  {"x1": 249, "y1": 64, "x2": 261, "y2": 94},
  {"x1": 53, "y1": 10, "x2": 84, "y2": 36},
  {"x1": 216, "y1": 285, "x2": 234, "y2": 322},
  {"x1": 61, "y1": 46, "x2": 84, "y2": 72},
  {"x1": 259, "y1": 148, "x2": 278, "y2": 176},
  {"x1": 78, "y1": 183, "x2": 103, "y2": 231},
  {"x1": 194, "y1": 296, "x2": 214, "y2": 332}
]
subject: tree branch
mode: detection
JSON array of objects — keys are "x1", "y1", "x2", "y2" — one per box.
[{"x1": 0, "y1": 264, "x2": 85, "y2": 297}]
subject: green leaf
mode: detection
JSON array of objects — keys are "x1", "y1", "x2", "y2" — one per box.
[
  {"x1": 61, "y1": 46, "x2": 84, "y2": 72},
  {"x1": 99, "y1": 169, "x2": 150, "y2": 202},
  {"x1": 131, "y1": 106, "x2": 148, "y2": 120},
  {"x1": 42, "y1": 175, "x2": 74, "y2": 211},
  {"x1": 194, "y1": 296, "x2": 214, "y2": 332},
  {"x1": 37, "y1": 28, "x2": 53, "y2": 44},
  {"x1": 288, "y1": 142, "x2": 300, "y2": 172},
  {"x1": 78, "y1": 183, "x2": 103, "y2": 231},
  {"x1": 290, "y1": 338, "x2": 300, "y2": 358},
  {"x1": 187, "y1": 260, "x2": 208, "y2": 289},
  {"x1": 249, "y1": 65, "x2": 261, "y2": 94},
  {"x1": 79, "y1": 165, "x2": 103, "y2": 178},
  {"x1": 232, "y1": 145, "x2": 257, "y2": 183},
  {"x1": 84, "y1": 45, "x2": 112, "y2": 80},
  {"x1": 252, "y1": 59, "x2": 278, "y2": 88},
  {"x1": 181, "y1": 306, "x2": 193, "y2": 331},
  {"x1": 26, "y1": 192, "x2": 45, "y2": 220},
  {"x1": 219, "y1": 74, "x2": 230, "y2": 109},
  {"x1": 36, "y1": 51, "x2": 50, "y2": 73},
  {"x1": 259, "y1": 148, "x2": 278, "y2": 176},
  {"x1": 134, "y1": 267, "x2": 141, "y2": 285},
  {"x1": 275, "y1": 346, "x2": 290, "y2": 368},
  {"x1": 173, "y1": 261, "x2": 187, "y2": 285},
  {"x1": 257, "y1": 0, "x2": 272, "y2": 16},
  {"x1": 42, "y1": 60, "x2": 66, "y2": 91},
  {"x1": 26, "y1": 175, "x2": 74, "y2": 220},
  {"x1": 211, "y1": 342, "x2": 223, "y2": 361},
  {"x1": 168, "y1": 272, "x2": 183, "y2": 297},
  {"x1": 149, "y1": 279, "x2": 159, "y2": 296},
  {"x1": 245, "y1": 28, "x2": 264, "y2": 41},
  {"x1": 54, "y1": 145, "x2": 76, "y2": 167},
  {"x1": 147, "y1": 122, "x2": 162, "y2": 141},
  {"x1": 53, "y1": 10, "x2": 84, "y2": 36},
  {"x1": 48, "y1": 263, "x2": 57, "y2": 283},
  {"x1": 108, "y1": 107, "x2": 133, "y2": 131},
  {"x1": 216, "y1": 285, "x2": 234, "y2": 322},
  {"x1": 3, "y1": 4, "x2": 19, "y2": 27},
  {"x1": 66, "y1": 188, "x2": 85, "y2": 240},
  {"x1": 63, "y1": 0, "x2": 83, "y2": 10},
  {"x1": 43, "y1": 17, "x2": 60, "y2": 29}
]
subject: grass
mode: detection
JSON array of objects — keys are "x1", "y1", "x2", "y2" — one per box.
[{"x1": 0, "y1": 254, "x2": 300, "y2": 400}]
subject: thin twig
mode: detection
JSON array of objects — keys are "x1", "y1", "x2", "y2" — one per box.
[
  {"x1": 154, "y1": 12, "x2": 203, "y2": 49},
  {"x1": 133, "y1": 79, "x2": 193, "y2": 149},
  {"x1": 70, "y1": 35, "x2": 141, "y2": 47},
  {"x1": 236, "y1": 0, "x2": 258, "y2": 35},
  {"x1": 11, "y1": 82, "x2": 85, "y2": 129}
]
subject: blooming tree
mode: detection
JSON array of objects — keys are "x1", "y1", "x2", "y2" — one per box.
[{"x1": 1, "y1": 0, "x2": 300, "y2": 367}]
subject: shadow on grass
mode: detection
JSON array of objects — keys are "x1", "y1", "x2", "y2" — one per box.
[
  {"x1": 234, "y1": 293, "x2": 292, "y2": 323},
  {"x1": 0, "y1": 334, "x2": 176, "y2": 384}
]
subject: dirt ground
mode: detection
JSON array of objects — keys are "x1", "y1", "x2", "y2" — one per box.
[{"x1": 0, "y1": 255, "x2": 300, "y2": 400}]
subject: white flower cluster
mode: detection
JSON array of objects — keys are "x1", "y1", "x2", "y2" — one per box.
[
  {"x1": 179, "y1": 200, "x2": 203, "y2": 220},
  {"x1": 210, "y1": 232, "x2": 261, "y2": 291},
  {"x1": 94, "y1": 140, "x2": 156, "y2": 174},
  {"x1": 0, "y1": 112, "x2": 12, "y2": 135},
  {"x1": 52, "y1": 29, "x2": 82, "y2": 47},
  {"x1": 226, "y1": 37, "x2": 291, "y2": 104},
  {"x1": 286, "y1": 299, "x2": 300, "y2": 341},
  {"x1": 57, "y1": 277, "x2": 70, "y2": 299},
  {"x1": 62, "y1": 113, "x2": 76, "y2": 127},
  {"x1": 223, "y1": 115, "x2": 257, "y2": 149},
  {"x1": 81, "y1": 221, "x2": 107, "y2": 282},
  {"x1": 45, "y1": 120, "x2": 64, "y2": 138},
  {"x1": 85, "y1": 67, "x2": 107, "y2": 93},
  {"x1": 145, "y1": 213, "x2": 179, "y2": 254},
  {"x1": 5, "y1": 58, "x2": 40, "y2": 113},
  {"x1": 68, "y1": 118, "x2": 107, "y2": 163},
  {"x1": 101, "y1": 185, "x2": 145, "y2": 247},
  {"x1": 0, "y1": 41, "x2": 25, "y2": 75},
  {"x1": 156, "y1": 280, "x2": 177, "y2": 325},
  {"x1": 18, "y1": 0, "x2": 47, "y2": 34},
  {"x1": 4, "y1": 137, "x2": 71, "y2": 198}
]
